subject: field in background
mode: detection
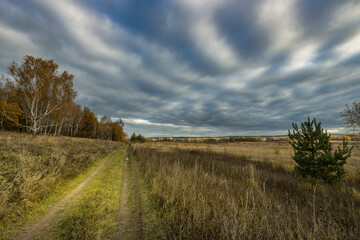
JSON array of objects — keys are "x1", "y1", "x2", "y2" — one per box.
[
  {"x1": 144, "y1": 140, "x2": 360, "y2": 179},
  {"x1": 133, "y1": 140, "x2": 360, "y2": 239},
  {"x1": 0, "y1": 131, "x2": 121, "y2": 238}
]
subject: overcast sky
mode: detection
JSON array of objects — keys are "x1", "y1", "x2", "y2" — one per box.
[{"x1": 1, "y1": 0, "x2": 360, "y2": 137}]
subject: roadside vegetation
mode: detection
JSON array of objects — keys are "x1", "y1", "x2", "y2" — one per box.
[
  {"x1": 132, "y1": 143, "x2": 360, "y2": 239},
  {"x1": 0, "y1": 131, "x2": 120, "y2": 239}
]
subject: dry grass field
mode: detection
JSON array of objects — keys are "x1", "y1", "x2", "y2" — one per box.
[
  {"x1": 0, "y1": 131, "x2": 121, "y2": 237},
  {"x1": 132, "y1": 140, "x2": 360, "y2": 239},
  {"x1": 144, "y1": 140, "x2": 360, "y2": 179},
  {"x1": 2, "y1": 131, "x2": 359, "y2": 239}
]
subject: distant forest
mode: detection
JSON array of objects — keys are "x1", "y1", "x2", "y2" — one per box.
[{"x1": 0, "y1": 55, "x2": 126, "y2": 142}]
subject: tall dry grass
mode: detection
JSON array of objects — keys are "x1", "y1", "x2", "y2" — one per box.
[
  {"x1": 133, "y1": 144, "x2": 360, "y2": 239},
  {"x1": 0, "y1": 131, "x2": 120, "y2": 233}
]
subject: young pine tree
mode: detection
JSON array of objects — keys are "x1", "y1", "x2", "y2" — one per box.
[
  {"x1": 288, "y1": 117, "x2": 353, "y2": 239},
  {"x1": 288, "y1": 117, "x2": 353, "y2": 184}
]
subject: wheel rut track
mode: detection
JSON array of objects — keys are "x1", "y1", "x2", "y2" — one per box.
[
  {"x1": 117, "y1": 156, "x2": 130, "y2": 239},
  {"x1": 129, "y1": 153, "x2": 144, "y2": 240},
  {"x1": 116, "y1": 150, "x2": 144, "y2": 240}
]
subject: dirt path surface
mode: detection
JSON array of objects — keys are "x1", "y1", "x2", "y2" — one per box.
[
  {"x1": 117, "y1": 157, "x2": 130, "y2": 239},
  {"x1": 11, "y1": 151, "x2": 117, "y2": 240},
  {"x1": 128, "y1": 155, "x2": 144, "y2": 240},
  {"x1": 116, "y1": 152, "x2": 144, "y2": 240}
]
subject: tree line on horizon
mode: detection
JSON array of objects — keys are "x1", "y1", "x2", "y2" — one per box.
[
  {"x1": 130, "y1": 132, "x2": 145, "y2": 143},
  {"x1": 0, "y1": 55, "x2": 126, "y2": 142}
]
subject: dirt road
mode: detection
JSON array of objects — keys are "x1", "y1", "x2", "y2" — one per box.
[
  {"x1": 11, "y1": 151, "x2": 117, "y2": 240},
  {"x1": 10, "y1": 147, "x2": 146, "y2": 240},
  {"x1": 117, "y1": 157, "x2": 130, "y2": 239},
  {"x1": 116, "y1": 153, "x2": 144, "y2": 240}
]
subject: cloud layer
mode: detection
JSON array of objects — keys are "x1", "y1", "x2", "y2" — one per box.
[{"x1": 1, "y1": 0, "x2": 360, "y2": 137}]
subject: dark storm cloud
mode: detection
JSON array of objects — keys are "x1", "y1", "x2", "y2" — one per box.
[
  {"x1": 83, "y1": 0, "x2": 224, "y2": 75},
  {"x1": 0, "y1": 0, "x2": 360, "y2": 137},
  {"x1": 214, "y1": 0, "x2": 271, "y2": 61}
]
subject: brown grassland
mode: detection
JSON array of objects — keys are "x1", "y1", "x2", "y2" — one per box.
[
  {"x1": 1, "y1": 131, "x2": 360, "y2": 239},
  {"x1": 0, "y1": 131, "x2": 120, "y2": 238},
  {"x1": 132, "y1": 139, "x2": 360, "y2": 239}
]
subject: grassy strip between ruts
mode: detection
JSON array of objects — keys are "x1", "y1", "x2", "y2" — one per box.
[
  {"x1": 1, "y1": 148, "x2": 120, "y2": 240},
  {"x1": 38, "y1": 147, "x2": 126, "y2": 240}
]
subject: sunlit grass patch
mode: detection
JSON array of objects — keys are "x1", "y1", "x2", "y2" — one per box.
[{"x1": 43, "y1": 148, "x2": 125, "y2": 240}]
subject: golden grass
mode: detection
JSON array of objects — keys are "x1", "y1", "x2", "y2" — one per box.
[
  {"x1": 133, "y1": 142, "x2": 360, "y2": 239},
  {"x1": 144, "y1": 140, "x2": 360, "y2": 179}
]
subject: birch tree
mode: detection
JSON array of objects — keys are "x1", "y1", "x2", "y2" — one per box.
[{"x1": 6, "y1": 55, "x2": 77, "y2": 137}]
